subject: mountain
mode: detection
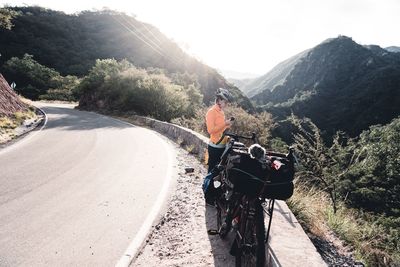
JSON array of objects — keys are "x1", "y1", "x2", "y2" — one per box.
[
  {"x1": 227, "y1": 77, "x2": 255, "y2": 91},
  {"x1": 0, "y1": 6, "x2": 253, "y2": 110},
  {"x1": 241, "y1": 50, "x2": 309, "y2": 98},
  {"x1": 219, "y1": 69, "x2": 260, "y2": 80},
  {"x1": 385, "y1": 46, "x2": 400, "y2": 53},
  {"x1": 250, "y1": 36, "x2": 400, "y2": 138},
  {"x1": 219, "y1": 70, "x2": 260, "y2": 92},
  {"x1": 0, "y1": 74, "x2": 28, "y2": 116}
]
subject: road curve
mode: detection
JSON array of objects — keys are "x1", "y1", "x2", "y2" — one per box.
[{"x1": 0, "y1": 103, "x2": 178, "y2": 267}]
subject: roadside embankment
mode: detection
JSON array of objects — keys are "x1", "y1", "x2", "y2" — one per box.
[{"x1": 0, "y1": 105, "x2": 45, "y2": 147}]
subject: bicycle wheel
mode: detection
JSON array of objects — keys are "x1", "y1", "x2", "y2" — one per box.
[{"x1": 235, "y1": 200, "x2": 265, "y2": 267}]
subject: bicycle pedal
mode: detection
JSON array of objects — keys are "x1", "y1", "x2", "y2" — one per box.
[
  {"x1": 243, "y1": 244, "x2": 255, "y2": 254},
  {"x1": 207, "y1": 229, "x2": 219, "y2": 235},
  {"x1": 219, "y1": 223, "x2": 231, "y2": 237}
]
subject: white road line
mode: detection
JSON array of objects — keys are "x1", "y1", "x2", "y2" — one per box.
[
  {"x1": 112, "y1": 118, "x2": 176, "y2": 267},
  {"x1": 0, "y1": 106, "x2": 48, "y2": 156}
]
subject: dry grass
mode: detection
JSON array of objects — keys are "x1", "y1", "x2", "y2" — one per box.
[
  {"x1": 13, "y1": 110, "x2": 36, "y2": 124},
  {"x1": 287, "y1": 179, "x2": 399, "y2": 267},
  {"x1": 0, "y1": 109, "x2": 38, "y2": 143},
  {"x1": 0, "y1": 116, "x2": 17, "y2": 129},
  {"x1": 287, "y1": 180, "x2": 331, "y2": 236}
]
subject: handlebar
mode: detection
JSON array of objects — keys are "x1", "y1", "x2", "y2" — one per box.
[{"x1": 215, "y1": 131, "x2": 257, "y2": 145}]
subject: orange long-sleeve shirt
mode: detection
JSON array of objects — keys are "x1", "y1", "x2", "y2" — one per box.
[{"x1": 206, "y1": 104, "x2": 228, "y2": 146}]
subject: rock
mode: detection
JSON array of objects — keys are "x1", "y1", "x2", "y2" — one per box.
[{"x1": 185, "y1": 167, "x2": 194, "y2": 173}]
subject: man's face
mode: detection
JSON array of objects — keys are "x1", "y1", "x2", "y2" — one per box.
[{"x1": 218, "y1": 99, "x2": 227, "y2": 109}]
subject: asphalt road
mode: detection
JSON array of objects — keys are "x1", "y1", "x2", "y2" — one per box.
[{"x1": 0, "y1": 103, "x2": 177, "y2": 267}]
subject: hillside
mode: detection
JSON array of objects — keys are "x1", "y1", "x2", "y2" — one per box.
[
  {"x1": 241, "y1": 49, "x2": 309, "y2": 97},
  {"x1": 0, "y1": 6, "x2": 252, "y2": 110},
  {"x1": 385, "y1": 46, "x2": 400, "y2": 53},
  {"x1": 0, "y1": 73, "x2": 27, "y2": 115},
  {"x1": 249, "y1": 36, "x2": 400, "y2": 138},
  {"x1": 227, "y1": 77, "x2": 254, "y2": 91}
]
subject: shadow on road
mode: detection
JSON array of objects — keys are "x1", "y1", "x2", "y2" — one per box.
[
  {"x1": 41, "y1": 106, "x2": 134, "y2": 131},
  {"x1": 205, "y1": 205, "x2": 236, "y2": 266}
]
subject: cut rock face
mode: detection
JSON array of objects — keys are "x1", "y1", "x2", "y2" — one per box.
[{"x1": 0, "y1": 74, "x2": 28, "y2": 116}]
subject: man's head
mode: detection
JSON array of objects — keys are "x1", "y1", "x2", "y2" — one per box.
[{"x1": 215, "y1": 88, "x2": 232, "y2": 108}]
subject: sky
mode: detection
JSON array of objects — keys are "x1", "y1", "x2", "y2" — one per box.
[{"x1": 1, "y1": 0, "x2": 400, "y2": 77}]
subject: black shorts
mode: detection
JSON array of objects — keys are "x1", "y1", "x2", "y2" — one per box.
[{"x1": 207, "y1": 145, "x2": 225, "y2": 173}]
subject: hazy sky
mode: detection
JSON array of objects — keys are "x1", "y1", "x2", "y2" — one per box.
[{"x1": 1, "y1": 0, "x2": 400, "y2": 76}]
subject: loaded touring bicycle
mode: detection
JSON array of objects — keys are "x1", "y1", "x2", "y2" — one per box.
[{"x1": 203, "y1": 130, "x2": 296, "y2": 266}]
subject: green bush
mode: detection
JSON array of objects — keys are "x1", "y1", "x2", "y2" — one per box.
[
  {"x1": 342, "y1": 117, "x2": 400, "y2": 216},
  {"x1": 77, "y1": 59, "x2": 199, "y2": 121},
  {"x1": 3, "y1": 54, "x2": 79, "y2": 101},
  {"x1": 0, "y1": 8, "x2": 19, "y2": 30},
  {"x1": 3, "y1": 54, "x2": 60, "y2": 99},
  {"x1": 39, "y1": 75, "x2": 80, "y2": 101}
]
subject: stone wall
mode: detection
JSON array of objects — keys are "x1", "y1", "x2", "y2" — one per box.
[{"x1": 130, "y1": 115, "x2": 209, "y2": 162}]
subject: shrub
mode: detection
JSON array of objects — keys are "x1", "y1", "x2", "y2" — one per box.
[
  {"x1": 342, "y1": 117, "x2": 400, "y2": 216},
  {"x1": 3, "y1": 54, "x2": 80, "y2": 101},
  {"x1": 39, "y1": 75, "x2": 80, "y2": 101},
  {"x1": 3, "y1": 54, "x2": 61, "y2": 99},
  {"x1": 77, "y1": 59, "x2": 196, "y2": 121}
]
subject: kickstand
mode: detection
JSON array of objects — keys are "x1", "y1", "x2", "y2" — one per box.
[{"x1": 265, "y1": 199, "x2": 275, "y2": 244}]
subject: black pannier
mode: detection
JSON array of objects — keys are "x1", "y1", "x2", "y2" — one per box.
[
  {"x1": 263, "y1": 152, "x2": 295, "y2": 200},
  {"x1": 226, "y1": 150, "x2": 295, "y2": 200},
  {"x1": 226, "y1": 151, "x2": 267, "y2": 197}
]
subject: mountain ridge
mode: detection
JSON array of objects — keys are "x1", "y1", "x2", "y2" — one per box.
[
  {"x1": 385, "y1": 46, "x2": 400, "y2": 53},
  {"x1": 250, "y1": 36, "x2": 400, "y2": 138}
]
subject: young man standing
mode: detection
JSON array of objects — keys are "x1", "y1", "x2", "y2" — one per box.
[{"x1": 205, "y1": 88, "x2": 233, "y2": 173}]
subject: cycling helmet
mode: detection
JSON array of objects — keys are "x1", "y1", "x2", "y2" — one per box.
[{"x1": 216, "y1": 88, "x2": 233, "y2": 102}]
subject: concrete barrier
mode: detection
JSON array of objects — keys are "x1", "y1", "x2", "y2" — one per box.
[
  {"x1": 128, "y1": 115, "x2": 209, "y2": 162},
  {"x1": 126, "y1": 114, "x2": 327, "y2": 267}
]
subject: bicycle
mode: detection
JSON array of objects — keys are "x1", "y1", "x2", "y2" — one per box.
[{"x1": 210, "y1": 131, "x2": 296, "y2": 267}]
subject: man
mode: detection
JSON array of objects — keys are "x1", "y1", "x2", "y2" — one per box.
[{"x1": 205, "y1": 88, "x2": 233, "y2": 173}]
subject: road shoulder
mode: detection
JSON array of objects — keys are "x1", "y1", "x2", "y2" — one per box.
[{"x1": 133, "y1": 147, "x2": 236, "y2": 266}]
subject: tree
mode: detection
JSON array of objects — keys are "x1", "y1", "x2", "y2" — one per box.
[
  {"x1": 77, "y1": 58, "x2": 193, "y2": 121},
  {"x1": 39, "y1": 75, "x2": 80, "y2": 101},
  {"x1": 344, "y1": 117, "x2": 400, "y2": 215},
  {"x1": 3, "y1": 54, "x2": 61, "y2": 99},
  {"x1": 170, "y1": 72, "x2": 203, "y2": 117},
  {"x1": 290, "y1": 115, "x2": 357, "y2": 213},
  {"x1": 3, "y1": 53, "x2": 79, "y2": 101},
  {"x1": 0, "y1": 8, "x2": 19, "y2": 30}
]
